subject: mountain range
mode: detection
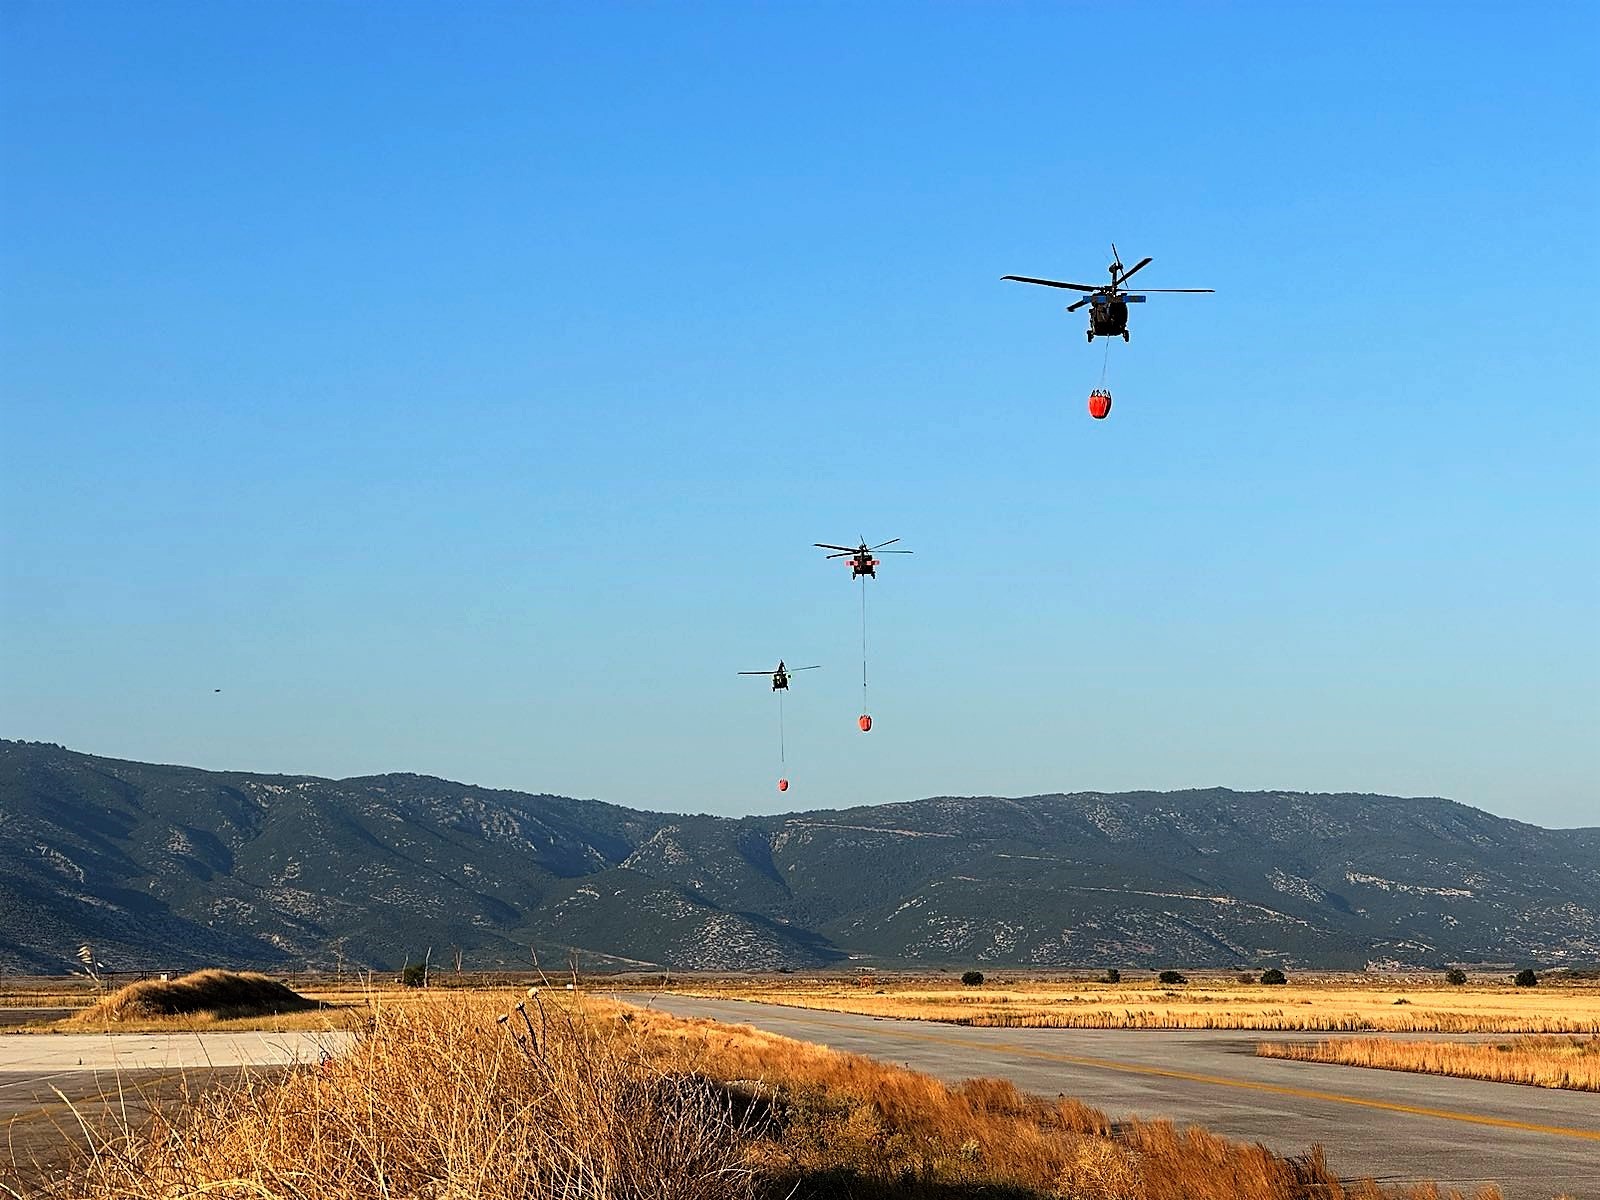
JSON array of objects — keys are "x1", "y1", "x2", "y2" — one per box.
[{"x1": 3, "y1": 739, "x2": 1596, "y2": 973}]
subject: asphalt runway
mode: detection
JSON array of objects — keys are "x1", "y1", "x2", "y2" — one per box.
[
  {"x1": 642, "y1": 995, "x2": 1600, "y2": 1200},
  {"x1": 0, "y1": 1030, "x2": 343, "y2": 1191}
]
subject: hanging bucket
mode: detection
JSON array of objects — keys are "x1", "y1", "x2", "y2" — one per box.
[
  {"x1": 1088, "y1": 389, "x2": 1112, "y2": 420},
  {"x1": 777, "y1": 778, "x2": 789, "y2": 792},
  {"x1": 858, "y1": 714, "x2": 872, "y2": 732}
]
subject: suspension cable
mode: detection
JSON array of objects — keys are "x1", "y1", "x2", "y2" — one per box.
[{"x1": 860, "y1": 575, "x2": 869, "y2": 711}]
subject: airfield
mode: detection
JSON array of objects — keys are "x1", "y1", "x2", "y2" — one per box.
[
  {"x1": 646, "y1": 994, "x2": 1599, "y2": 1199},
  {"x1": 4, "y1": 976, "x2": 1597, "y2": 1199}
]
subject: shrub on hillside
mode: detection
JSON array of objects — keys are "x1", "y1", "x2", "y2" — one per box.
[
  {"x1": 1514, "y1": 968, "x2": 1538, "y2": 988},
  {"x1": 1260, "y1": 968, "x2": 1287, "y2": 985},
  {"x1": 1158, "y1": 970, "x2": 1187, "y2": 985},
  {"x1": 961, "y1": 970, "x2": 985, "y2": 986},
  {"x1": 1102, "y1": 968, "x2": 1120, "y2": 984},
  {"x1": 1445, "y1": 968, "x2": 1468, "y2": 985},
  {"x1": 400, "y1": 961, "x2": 429, "y2": 988}
]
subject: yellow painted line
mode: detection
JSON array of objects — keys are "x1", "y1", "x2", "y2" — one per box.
[{"x1": 689, "y1": 1001, "x2": 1600, "y2": 1144}]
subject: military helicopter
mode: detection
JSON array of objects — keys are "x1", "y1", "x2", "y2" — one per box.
[
  {"x1": 1003, "y1": 244, "x2": 1212, "y2": 342},
  {"x1": 815, "y1": 538, "x2": 912, "y2": 579},
  {"x1": 738, "y1": 660, "x2": 820, "y2": 691}
]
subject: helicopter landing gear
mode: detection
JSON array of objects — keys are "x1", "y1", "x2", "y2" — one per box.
[
  {"x1": 1122, "y1": 331, "x2": 1130, "y2": 342},
  {"x1": 1086, "y1": 330, "x2": 1094, "y2": 343}
]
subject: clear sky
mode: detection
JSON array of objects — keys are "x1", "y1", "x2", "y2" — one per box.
[{"x1": 2, "y1": 2, "x2": 1596, "y2": 827}]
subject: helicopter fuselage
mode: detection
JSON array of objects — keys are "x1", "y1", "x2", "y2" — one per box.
[
  {"x1": 849, "y1": 556, "x2": 878, "y2": 579},
  {"x1": 1088, "y1": 299, "x2": 1129, "y2": 338}
]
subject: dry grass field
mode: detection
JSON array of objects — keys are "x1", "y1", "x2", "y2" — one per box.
[
  {"x1": 15, "y1": 990, "x2": 1500, "y2": 1200},
  {"x1": 649, "y1": 974, "x2": 1600, "y2": 1033},
  {"x1": 1258, "y1": 1034, "x2": 1600, "y2": 1091}
]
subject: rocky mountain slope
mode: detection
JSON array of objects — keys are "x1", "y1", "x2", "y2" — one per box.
[{"x1": 3, "y1": 740, "x2": 1595, "y2": 972}]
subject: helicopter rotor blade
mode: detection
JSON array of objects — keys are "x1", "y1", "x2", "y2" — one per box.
[
  {"x1": 870, "y1": 538, "x2": 901, "y2": 549},
  {"x1": 815, "y1": 543, "x2": 857, "y2": 552},
  {"x1": 1115, "y1": 256, "x2": 1153, "y2": 285},
  {"x1": 737, "y1": 671, "x2": 771, "y2": 675},
  {"x1": 1001, "y1": 275, "x2": 1099, "y2": 292},
  {"x1": 1066, "y1": 298, "x2": 1091, "y2": 312},
  {"x1": 794, "y1": 665, "x2": 822, "y2": 671},
  {"x1": 877, "y1": 549, "x2": 914, "y2": 554},
  {"x1": 823, "y1": 551, "x2": 851, "y2": 559},
  {"x1": 1134, "y1": 288, "x2": 1214, "y2": 293}
]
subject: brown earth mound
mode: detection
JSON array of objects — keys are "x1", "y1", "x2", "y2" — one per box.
[{"x1": 73, "y1": 970, "x2": 319, "y2": 1023}]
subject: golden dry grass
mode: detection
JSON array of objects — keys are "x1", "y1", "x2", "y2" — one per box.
[
  {"x1": 20, "y1": 990, "x2": 1500, "y2": 1200},
  {"x1": 652, "y1": 976, "x2": 1600, "y2": 1033},
  {"x1": 1257, "y1": 1035, "x2": 1600, "y2": 1091}
]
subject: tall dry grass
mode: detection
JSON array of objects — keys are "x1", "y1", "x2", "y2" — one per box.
[
  {"x1": 39, "y1": 993, "x2": 752, "y2": 1200},
  {"x1": 26, "y1": 992, "x2": 1501, "y2": 1200},
  {"x1": 1258, "y1": 1035, "x2": 1600, "y2": 1091}
]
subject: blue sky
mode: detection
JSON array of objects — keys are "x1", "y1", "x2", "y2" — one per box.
[{"x1": 2, "y1": 2, "x2": 1596, "y2": 826}]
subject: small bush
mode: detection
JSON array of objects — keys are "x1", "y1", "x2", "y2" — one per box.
[
  {"x1": 400, "y1": 961, "x2": 429, "y2": 988},
  {"x1": 1158, "y1": 970, "x2": 1187, "y2": 985},
  {"x1": 1514, "y1": 968, "x2": 1538, "y2": 988},
  {"x1": 1260, "y1": 968, "x2": 1287, "y2": 985},
  {"x1": 960, "y1": 970, "x2": 985, "y2": 987},
  {"x1": 1103, "y1": 968, "x2": 1120, "y2": 984},
  {"x1": 1445, "y1": 968, "x2": 1468, "y2": 985},
  {"x1": 1238, "y1": 972, "x2": 1255, "y2": 983}
]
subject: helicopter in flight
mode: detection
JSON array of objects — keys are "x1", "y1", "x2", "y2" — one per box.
[
  {"x1": 738, "y1": 660, "x2": 820, "y2": 691},
  {"x1": 1003, "y1": 244, "x2": 1212, "y2": 342},
  {"x1": 815, "y1": 538, "x2": 912, "y2": 579}
]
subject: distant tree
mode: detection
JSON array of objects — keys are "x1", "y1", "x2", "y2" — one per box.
[
  {"x1": 400, "y1": 961, "x2": 429, "y2": 988},
  {"x1": 1444, "y1": 968, "x2": 1468, "y2": 985},
  {"x1": 1513, "y1": 968, "x2": 1538, "y2": 988},
  {"x1": 1260, "y1": 968, "x2": 1287, "y2": 985},
  {"x1": 1103, "y1": 968, "x2": 1120, "y2": 984},
  {"x1": 1158, "y1": 970, "x2": 1187, "y2": 985},
  {"x1": 961, "y1": 970, "x2": 985, "y2": 986},
  {"x1": 1238, "y1": 972, "x2": 1255, "y2": 983}
]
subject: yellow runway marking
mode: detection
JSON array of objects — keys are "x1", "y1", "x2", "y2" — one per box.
[{"x1": 695, "y1": 1002, "x2": 1600, "y2": 1144}]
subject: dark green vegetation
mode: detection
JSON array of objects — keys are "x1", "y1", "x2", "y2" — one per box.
[
  {"x1": 1159, "y1": 971, "x2": 1188, "y2": 985},
  {"x1": 1260, "y1": 968, "x2": 1287, "y2": 985},
  {"x1": 1445, "y1": 968, "x2": 1468, "y2": 985},
  {"x1": 1515, "y1": 968, "x2": 1539, "y2": 987},
  {"x1": 961, "y1": 970, "x2": 985, "y2": 986},
  {"x1": 3, "y1": 740, "x2": 1598, "y2": 973}
]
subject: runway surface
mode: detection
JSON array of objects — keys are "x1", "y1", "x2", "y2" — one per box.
[
  {"x1": 0, "y1": 1030, "x2": 344, "y2": 1189},
  {"x1": 643, "y1": 994, "x2": 1600, "y2": 1200}
]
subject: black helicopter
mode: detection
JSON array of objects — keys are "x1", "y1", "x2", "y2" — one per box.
[
  {"x1": 1003, "y1": 244, "x2": 1212, "y2": 342},
  {"x1": 738, "y1": 660, "x2": 820, "y2": 691},
  {"x1": 816, "y1": 538, "x2": 913, "y2": 579}
]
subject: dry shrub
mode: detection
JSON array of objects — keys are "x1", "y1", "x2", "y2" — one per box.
[
  {"x1": 1259, "y1": 1035, "x2": 1600, "y2": 1091},
  {"x1": 49, "y1": 993, "x2": 752, "y2": 1200},
  {"x1": 68, "y1": 969, "x2": 318, "y2": 1024}
]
